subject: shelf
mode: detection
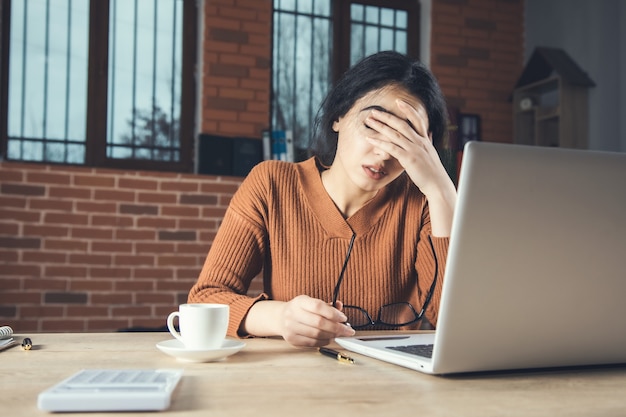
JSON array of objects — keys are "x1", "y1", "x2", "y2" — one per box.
[{"x1": 536, "y1": 106, "x2": 560, "y2": 121}]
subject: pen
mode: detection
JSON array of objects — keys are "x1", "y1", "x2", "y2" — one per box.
[
  {"x1": 318, "y1": 347, "x2": 355, "y2": 364},
  {"x1": 21, "y1": 337, "x2": 32, "y2": 351}
]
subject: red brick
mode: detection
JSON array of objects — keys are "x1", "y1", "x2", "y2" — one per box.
[
  {"x1": 116, "y1": 229, "x2": 156, "y2": 241},
  {"x1": 1, "y1": 264, "x2": 41, "y2": 276},
  {"x1": 72, "y1": 227, "x2": 114, "y2": 240},
  {"x1": 30, "y1": 198, "x2": 74, "y2": 212},
  {"x1": 114, "y1": 254, "x2": 155, "y2": 266},
  {"x1": 1, "y1": 183, "x2": 46, "y2": 196},
  {"x1": 157, "y1": 278, "x2": 197, "y2": 291},
  {"x1": 91, "y1": 241, "x2": 133, "y2": 253},
  {"x1": 111, "y1": 306, "x2": 152, "y2": 316},
  {"x1": 0, "y1": 168, "x2": 24, "y2": 182},
  {"x1": 26, "y1": 171, "x2": 71, "y2": 185},
  {"x1": 94, "y1": 189, "x2": 135, "y2": 202},
  {"x1": 22, "y1": 251, "x2": 66, "y2": 263},
  {"x1": 115, "y1": 280, "x2": 155, "y2": 291},
  {"x1": 66, "y1": 306, "x2": 109, "y2": 316},
  {"x1": 161, "y1": 205, "x2": 200, "y2": 217},
  {"x1": 133, "y1": 268, "x2": 175, "y2": 279},
  {"x1": 160, "y1": 181, "x2": 199, "y2": 192},
  {"x1": 23, "y1": 277, "x2": 68, "y2": 290},
  {"x1": 49, "y1": 186, "x2": 91, "y2": 200},
  {"x1": 24, "y1": 224, "x2": 69, "y2": 237},
  {"x1": 70, "y1": 279, "x2": 114, "y2": 291},
  {"x1": 39, "y1": 240, "x2": 83, "y2": 258},
  {"x1": 0, "y1": 291, "x2": 41, "y2": 303},
  {"x1": 135, "y1": 293, "x2": 176, "y2": 304},
  {"x1": 0, "y1": 250, "x2": 19, "y2": 262},
  {"x1": 118, "y1": 177, "x2": 158, "y2": 190},
  {"x1": 45, "y1": 266, "x2": 89, "y2": 278},
  {"x1": 137, "y1": 217, "x2": 177, "y2": 229},
  {"x1": 0, "y1": 277, "x2": 21, "y2": 290},
  {"x1": 91, "y1": 293, "x2": 133, "y2": 304},
  {"x1": 91, "y1": 214, "x2": 134, "y2": 227},
  {"x1": 69, "y1": 253, "x2": 112, "y2": 265},
  {"x1": 135, "y1": 242, "x2": 176, "y2": 254},
  {"x1": 0, "y1": 208, "x2": 41, "y2": 222},
  {"x1": 0, "y1": 195, "x2": 27, "y2": 208},
  {"x1": 74, "y1": 174, "x2": 116, "y2": 187},
  {"x1": 90, "y1": 267, "x2": 132, "y2": 279},
  {"x1": 44, "y1": 212, "x2": 89, "y2": 226},
  {"x1": 157, "y1": 255, "x2": 197, "y2": 267},
  {"x1": 75, "y1": 201, "x2": 118, "y2": 213},
  {"x1": 21, "y1": 305, "x2": 65, "y2": 317},
  {"x1": 137, "y1": 192, "x2": 177, "y2": 204}
]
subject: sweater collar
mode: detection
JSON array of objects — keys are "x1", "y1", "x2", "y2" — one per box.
[{"x1": 297, "y1": 157, "x2": 399, "y2": 238}]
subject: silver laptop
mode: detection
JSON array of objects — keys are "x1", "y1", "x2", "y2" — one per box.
[{"x1": 336, "y1": 141, "x2": 626, "y2": 375}]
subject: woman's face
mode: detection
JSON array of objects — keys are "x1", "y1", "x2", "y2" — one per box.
[{"x1": 331, "y1": 85, "x2": 428, "y2": 193}]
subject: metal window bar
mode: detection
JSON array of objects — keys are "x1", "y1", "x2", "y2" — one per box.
[
  {"x1": 18, "y1": 0, "x2": 27, "y2": 142},
  {"x1": 43, "y1": 0, "x2": 49, "y2": 142},
  {"x1": 272, "y1": 0, "x2": 332, "y2": 155},
  {"x1": 350, "y1": 5, "x2": 407, "y2": 64},
  {"x1": 8, "y1": 0, "x2": 86, "y2": 164},
  {"x1": 64, "y1": 0, "x2": 73, "y2": 162},
  {"x1": 131, "y1": 0, "x2": 138, "y2": 159},
  {"x1": 107, "y1": 0, "x2": 181, "y2": 162},
  {"x1": 108, "y1": 0, "x2": 117, "y2": 157},
  {"x1": 169, "y1": 0, "x2": 178, "y2": 158},
  {"x1": 151, "y1": 0, "x2": 157, "y2": 161}
]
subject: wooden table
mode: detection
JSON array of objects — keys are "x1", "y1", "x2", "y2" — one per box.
[{"x1": 2, "y1": 332, "x2": 626, "y2": 416}]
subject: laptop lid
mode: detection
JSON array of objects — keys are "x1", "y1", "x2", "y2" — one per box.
[{"x1": 336, "y1": 141, "x2": 626, "y2": 375}]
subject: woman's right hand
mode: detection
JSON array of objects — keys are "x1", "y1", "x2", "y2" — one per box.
[
  {"x1": 242, "y1": 295, "x2": 355, "y2": 348},
  {"x1": 278, "y1": 295, "x2": 356, "y2": 347}
]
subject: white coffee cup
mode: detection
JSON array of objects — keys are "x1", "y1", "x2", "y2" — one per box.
[{"x1": 167, "y1": 303, "x2": 229, "y2": 350}]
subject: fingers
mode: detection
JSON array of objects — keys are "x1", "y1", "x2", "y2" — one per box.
[
  {"x1": 364, "y1": 100, "x2": 429, "y2": 146},
  {"x1": 397, "y1": 99, "x2": 430, "y2": 141},
  {"x1": 281, "y1": 296, "x2": 355, "y2": 348}
]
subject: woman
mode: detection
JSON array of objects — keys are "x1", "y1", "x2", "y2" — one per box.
[{"x1": 188, "y1": 51, "x2": 457, "y2": 348}]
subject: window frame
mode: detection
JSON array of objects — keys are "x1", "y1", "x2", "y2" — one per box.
[
  {"x1": 0, "y1": 0, "x2": 197, "y2": 173},
  {"x1": 332, "y1": 0, "x2": 420, "y2": 83}
]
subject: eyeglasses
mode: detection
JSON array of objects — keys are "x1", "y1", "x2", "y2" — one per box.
[{"x1": 332, "y1": 234, "x2": 438, "y2": 330}]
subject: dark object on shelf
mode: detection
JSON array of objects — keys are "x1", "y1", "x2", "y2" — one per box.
[{"x1": 198, "y1": 134, "x2": 263, "y2": 177}]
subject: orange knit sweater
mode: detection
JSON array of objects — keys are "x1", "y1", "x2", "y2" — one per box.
[{"x1": 188, "y1": 157, "x2": 449, "y2": 337}]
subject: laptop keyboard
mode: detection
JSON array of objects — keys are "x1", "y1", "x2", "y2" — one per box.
[{"x1": 387, "y1": 344, "x2": 434, "y2": 358}]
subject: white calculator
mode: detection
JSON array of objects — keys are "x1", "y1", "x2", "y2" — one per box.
[{"x1": 37, "y1": 369, "x2": 184, "y2": 412}]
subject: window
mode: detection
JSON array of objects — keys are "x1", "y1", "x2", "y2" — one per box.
[
  {"x1": 0, "y1": 0, "x2": 196, "y2": 172},
  {"x1": 271, "y1": 0, "x2": 419, "y2": 160}
]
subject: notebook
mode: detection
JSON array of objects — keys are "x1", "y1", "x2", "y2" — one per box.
[
  {"x1": 336, "y1": 141, "x2": 626, "y2": 375},
  {"x1": 37, "y1": 369, "x2": 184, "y2": 412}
]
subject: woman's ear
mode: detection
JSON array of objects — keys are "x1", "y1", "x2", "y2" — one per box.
[{"x1": 332, "y1": 120, "x2": 339, "y2": 132}]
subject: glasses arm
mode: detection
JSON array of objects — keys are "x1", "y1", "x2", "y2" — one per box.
[
  {"x1": 415, "y1": 235, "x2": 439, "y2": 320},
  {"x1": 332, "y1": 233, "x2": 356, "y2": 308}
]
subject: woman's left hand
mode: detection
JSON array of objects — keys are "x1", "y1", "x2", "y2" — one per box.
[
  {"x1": 364, "y1": 99, "x2": 456, "y2": 236},
  {"x1": 364, "y1": 99, "x2": 449, "y2": 196}
]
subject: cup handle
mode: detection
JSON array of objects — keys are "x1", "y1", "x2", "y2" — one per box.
[{"x1": 167, "y1": 312, "x2": 184, "y2": 343}]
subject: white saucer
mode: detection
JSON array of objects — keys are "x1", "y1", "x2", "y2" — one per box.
[{"x1": 156, "y1": 338, "x2": 245, "y2": 363}]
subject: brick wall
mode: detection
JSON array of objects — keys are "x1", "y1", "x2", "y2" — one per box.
[
  {"x1": 0, "y1": 161, "x2": 250, "y2": 332},
  {"x1": 201, "y1": 0, "x2": 272, "y2": 137},
  {"x1": 431, "y1": 0, "x2": 524, "y2": 143},
  {"x1": 0, "y1": 0, "x2": 524, "y2": 332}
]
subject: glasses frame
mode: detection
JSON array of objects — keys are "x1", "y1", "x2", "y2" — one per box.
[{"x1": 332, "y1": 234, "x2": 439, "y2": 329}]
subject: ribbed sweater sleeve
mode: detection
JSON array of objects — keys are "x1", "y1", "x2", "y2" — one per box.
[{"x1": 188, "y1": 158, "x2": 449, "y2": 337}]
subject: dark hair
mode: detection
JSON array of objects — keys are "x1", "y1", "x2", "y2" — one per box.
[{"x1": 309, "y1": 51, "x2": 448, "y2": 166}]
